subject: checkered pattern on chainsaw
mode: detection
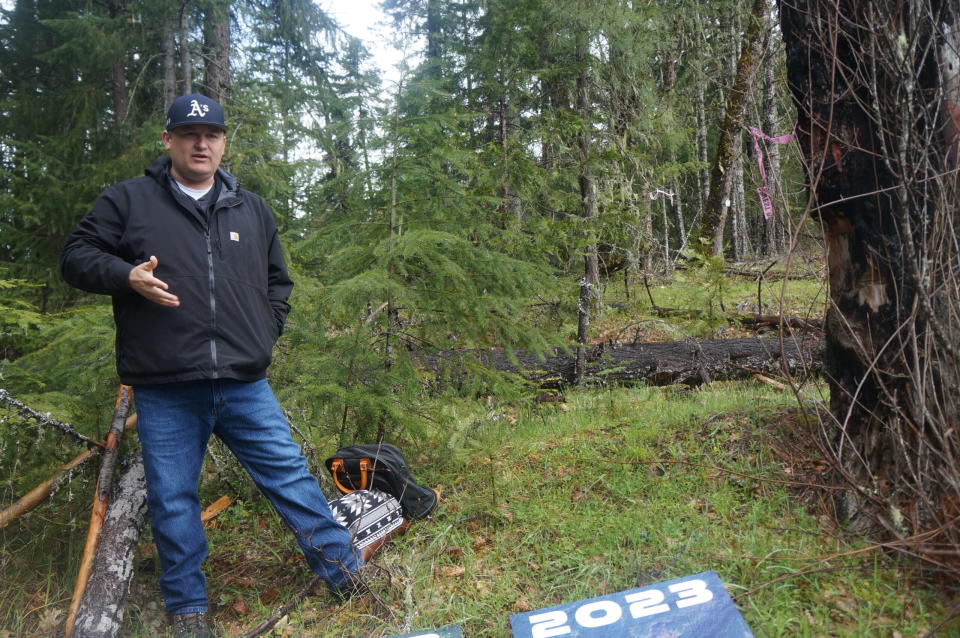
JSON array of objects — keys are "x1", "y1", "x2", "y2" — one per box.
[{"x1": 330, "y1": 489, "x2": 404, "y2": 551}]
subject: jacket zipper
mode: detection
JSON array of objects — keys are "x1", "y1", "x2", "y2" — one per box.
[{"x1": 205, "y1": 229, "x2": 218, "y2": 378}]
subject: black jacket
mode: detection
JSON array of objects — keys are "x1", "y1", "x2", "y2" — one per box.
[{"x1": 61, "y1": 157, "x2": 293, "y2": 385}]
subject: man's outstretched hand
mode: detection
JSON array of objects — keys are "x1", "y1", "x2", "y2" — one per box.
[{"x1": 129, "y1": 256, "x2": 180, "y2": 307}]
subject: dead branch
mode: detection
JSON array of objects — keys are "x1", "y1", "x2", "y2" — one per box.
[
  {"x1": 0, "y1": 388, "x2": 103, "y2": 448},
  {"x1": 753, "y1": 373, "x2": 788, "y2": 391},
  {"x1": 201, "y1": 495, "x2": 233, "y2": 524},
  {"x1": 0, "y1": 448, "x2": 97, "y2": 529}
]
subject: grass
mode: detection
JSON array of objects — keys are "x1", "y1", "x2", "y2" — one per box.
[{"x1": 64, "y1": 383, "x2": 949, "y2": 637}]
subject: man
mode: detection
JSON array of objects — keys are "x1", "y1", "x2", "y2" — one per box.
[{"x1": 61, "y1": 94, "x2": 362, "y2": 638}]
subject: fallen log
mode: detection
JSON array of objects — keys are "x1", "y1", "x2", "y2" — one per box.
[
  {"x1": 65, "y1": 385, "x2": 133, "y2": 638},
  {"x1": 72, "y1": 454, "x2": 148, "y2": 638},
  {"x1": 420, "y1": 336, "x2": 822, "y2": 388}
]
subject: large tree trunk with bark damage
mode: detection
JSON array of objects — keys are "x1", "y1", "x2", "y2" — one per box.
[
  {"x1": 781, "y1": 0, "x2": 960, "y2": 571},
  {"x1": 72, "y1": 455, "x2": 148, "y2": 638}
]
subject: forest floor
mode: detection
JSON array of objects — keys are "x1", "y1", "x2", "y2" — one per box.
[
  {"x1": 139, "y1": 387, "x2": 956, "y2": 637},
  {"x1": 2, "y1": 258, "x2": 958, "y2": 637}
]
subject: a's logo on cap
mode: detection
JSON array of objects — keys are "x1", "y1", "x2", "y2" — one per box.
[{"x1": 187, "y1": 99, "x2": 209, "y2": 118}]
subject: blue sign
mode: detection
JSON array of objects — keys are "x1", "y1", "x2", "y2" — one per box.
[
  {"x1": 510, "y1": 571, "x2": 753, "y2": 638},
  {"x1": 386, "y1": 625, "x2": 464, "y2": 638}
]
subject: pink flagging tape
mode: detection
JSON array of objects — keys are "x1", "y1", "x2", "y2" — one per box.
[{"x1": 748, "y1": 125, "x2": 796, "y2": 220}]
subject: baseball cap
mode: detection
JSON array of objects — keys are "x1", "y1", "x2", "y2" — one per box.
[{"x1": 165, "y1": 93, "x2": 227, "y2": 131}]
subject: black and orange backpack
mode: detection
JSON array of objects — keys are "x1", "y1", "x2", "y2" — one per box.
[{"x1": 325, "y1": 443, "x2": 440, "y2": 521}]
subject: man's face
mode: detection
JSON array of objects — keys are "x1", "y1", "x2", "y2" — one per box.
[{"x1": 162, "y1": 124, "x2": 226, "y2": 187}]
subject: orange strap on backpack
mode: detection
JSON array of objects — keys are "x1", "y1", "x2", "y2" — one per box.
[{"x1": 330, "y1": 457, "x2": 372, "y2": 493}]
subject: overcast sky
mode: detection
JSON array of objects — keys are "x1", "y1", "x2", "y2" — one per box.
[{"x1": 321, "y1": 0, "x2": 407, "y2": 88}]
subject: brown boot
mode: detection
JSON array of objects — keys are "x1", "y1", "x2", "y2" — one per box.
[{"x1": 170, "y1": 611, "x2": 215, "y2": 638}]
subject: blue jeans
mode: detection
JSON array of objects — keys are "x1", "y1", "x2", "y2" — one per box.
[{"x1": 134, "y1": 378, "x2": 360, "y2": 614}]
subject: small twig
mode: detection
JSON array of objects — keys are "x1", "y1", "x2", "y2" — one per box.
[
  {"x1": 753, "y1": 373, "x2": 787, "y2": 391},
  {"x1": 642, "y1": 273, "x2": 665, "y2": 315},
  {"x1": 922, "y1": 601, "x2": 960, "y2": 637},
  {"x1": 285, "y1": 412, "x2": 321, "y2": 468},
  {"x1": 363, "y1": 302, "x2": 390, "y2": 326},
  {"x1": 238, "y1": 565, "x2": 395, "y2": 638}
]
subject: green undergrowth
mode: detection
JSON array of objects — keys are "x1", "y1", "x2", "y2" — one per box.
[
  {"x1": 23, "y1": 382, "x2": 944, "y2": 637},
  {"x1": 1, "y1": 261, "x2": 949, "y2": 637},
  {"x1": 589, "y1": 259, "x2": 827, "y2": 343}
]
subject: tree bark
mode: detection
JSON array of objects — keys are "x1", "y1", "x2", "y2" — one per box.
[
  {"x1": 72, "y1": 455, "x2": 148, "y2": 638},
  {"x1": 731, "y1": 134, "x2": 750, "y2": 260},
  {"x1": 697, "y1": 0, "x2": 767, "y2": 255},
  {"x1": 695, "y1": 80, "x2": 709, "y2": 216},
  {"x1": 203, "y1": 0, "x2": 230, "y2": 101},
  {"x1": 575, "y1": 24, "x2": 599, "y2": 384},
  {"x1": 162, "y1": 13, "x2": 178, "y2": 110},
  {"x1": 108, "y1": 0, "x2": 128, "y2": 125},
  {"x1": 179, "y1": 3, "x2": 193, "y2": 93},
  {"x1": 782, "y1": 0, "x2": 960, "y2": 562},
  {"x1": 761, "y1": 15, "x2": 785, "y2": 256}
]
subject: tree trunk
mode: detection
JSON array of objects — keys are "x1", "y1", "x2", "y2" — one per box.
[
  {"x1": 761, "y1": 16, "x2": 784, "y2": 256},
  {"x1": 575, "y1": 26, "x2": 599, "y2": 384},
  {"x1": 162, "y1": 14, "x2": 177, "y2": 110},
  {"x1": 782, "y1": 0, "x2": 960, "y2": 566},
  {"x1": 731, "y1": 134, "x2": 750, "y2": 260},
  {"x1": 497, "y1": 94, "x2": 516, "y2": 228},
  {"x1": 661, "y1": 196, "x2": 670, "y2": 266},
  {"x1": 697, "y1": 0, "x2": 767, "y2": 255},
  {"x1": 109, "y1": 0, "x2": 128, "y2": 125},
  {"x1": 72, "y1": 455, "x2": 148, "y2": 638},
  {"x1": 203, "y1": 0, "x2": 230, "y2": 101},
  {"x1": 179, "y1": 3, "x2": 193, "y2": 93},
  {"x1": 696, "y1": 80, "x2": 709, "y2": 217},
  {"x1": 672, "y1": 171, "x2": 685, "y2": 257}
]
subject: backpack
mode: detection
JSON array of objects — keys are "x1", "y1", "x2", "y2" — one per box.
[{"x1": 325, "y1": 443, "x2": 439, "y2": 521}]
